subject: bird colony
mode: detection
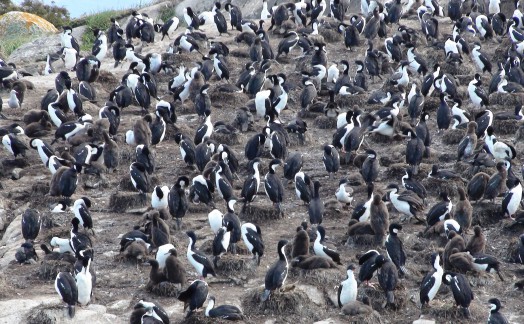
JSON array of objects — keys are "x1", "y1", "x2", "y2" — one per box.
[{"x1": 1, "y1": 0, "x2": 524, "y2": 323}]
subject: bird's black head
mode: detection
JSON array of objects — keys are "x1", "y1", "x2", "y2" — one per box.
[
  {"x1": 81, "y1": 197, "x2": 92, "y2": 208},
  {"x1": 488, "y1": 298, "x2": 501, "y2": 312},
  {"x1": 316, "y1": 225, "x2": 326, "y2": 240},
  {"x1": 389, "y1": 223, "x2": 402, "y2": 234},
  {"x1": 386, "y1": 183, "x2": 399, "y2": 192},
  {"x1": 430, "y1": 252, "x2": 440, "y2": 269},
  {"x1": 277, "y1": 239, "x2": 288, "y2": 252},
  {"x1": 186, "y1": 230, "x2": 197, "y2": 242},
  {"x1": 176, "y1": 176, "x2": 190, "y2": 188},
  {"x1": 347, "y1": 263, "x2": 356, "y2": 271}
]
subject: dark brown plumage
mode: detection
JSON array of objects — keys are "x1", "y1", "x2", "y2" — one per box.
[
  {"x1": 340, "y1": 296, "x2": 374, "y2": 315},
  {"x1": 448, "y1": 248, "x2": 475, "y2": 273},
  {"x1": 482, "y1": 162, "x2": 507, "y2": 202},
  {"x1": 443, "y1": 231, "x2": 466, "y2": 270},
  {"x1": 347, "y1": 219, "x2": 375, "y2": 236},
  {"x1": 148, "y1": 211, "x2": 170, "y2": 248},
  {"x1": 454, "y1": 187, "x2": 472, "y2": 233},
  {"x1": 292, "y1": 226, "x2": 310, "y2": 258},
  {"x1": 123, "y1": 240, "x2": 149, "y2": 262},
  {"x1": 467, "y1": 172, "x2": 490, "y2": 203},
  {"x1": 144, "y1": 259, "x2": 167, "y2": 284},
  {"x1": 465, "y1": 225, "x2": 486, "y2": 254},
  {"x1": 291, "y1": 255, "x2": 338, "y2": 269},
  {"x1": 25, "y1": 116, "x2": 53, "y2": 138},
  {"x1": 133, "y1": 115, "x2": 152, "y2": 145},
  {"x1": 370, "y1": 193, "x2": 389, "y2": 245},
  {"x1": 164, "y1": 248, "x2": 186, "y2": 285}
]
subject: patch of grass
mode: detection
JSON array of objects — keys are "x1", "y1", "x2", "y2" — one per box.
[
  {"x1": 80, "y1": 9, "x2": 128, "y2": 52},
  {"x1": 0, "y1": 34, "x2": 40, "y2": 58},
  {"x1": 157, "y1": 3, "x2": 178, "y2": 24}
]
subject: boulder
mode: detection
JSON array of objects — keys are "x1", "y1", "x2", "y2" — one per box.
[
  {"x1": 8, "y1": 35, "x2": 61, "y2": 66},
  {"x1": 0, "y1": 11, "x2": 57, "y2": 37}
]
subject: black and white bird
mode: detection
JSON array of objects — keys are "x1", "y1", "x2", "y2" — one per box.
[
  {"x1": 309, "y1": 181, "x2": 324, "y2": 225},
  {"x1": 442, "y1": 272, "x2": 474, "y2": 318},
  {"x1": 426, "y1": 192, "x2": 453, "y2": 227},
  {"x1": 294, "y1": 171, "x2": 312, "y2": 205},
  {"x1": 420, "y1": 253, "x2": 444, "y2": 306},
  {"x1": 194, "y1": 110, "x2": 213, "y2": 145},
  {"x1": 264, "y1": 159, "x2": 284, "y2": 212},
  {"x1": 502, "y1": 178, "x2": 522, "y2": 219},
  {"x1": 468, "y1": 74, "x2": 489, "y2": 108},
  {"x1": 261, "y1": 240, "x2": 288, "y2": 301},
  {"x1": 75, "y1": 256, "x2": 92, "y2": 306},
  {"x1": 471, "y1": 43, "x2": 492, "y2": 74},
  {"x1": 241, "y1": 222, "x2": 264, "y2": 265},
  {"x1": 487, "y1": 298, "x2": 509, "y2": 324},
  {"x1": 338, "y1": 264, "x2": 357, "y2": 308},
  {"x1": 151, "y1": 185, "x2": 169, "y2": 211},
  {"x1": 177, "y1": 279, "x2": 209, "y2": 318},
  {"x1": 186, "y1": 231, "x2": 216, "y2": 280},
  {"x1": 204, "y1": 296, "x2": 244, "y2": 320},
  {"x1": 129, "y1": 162, "x2": 149, "y2": 195},
  {"x1": 55, "y1": 271, "x2": 78, "y2": 318},
  {"x1": 2, "y1": 133, "x2": 28, "y2": 158},
  {"x1": 352, "y1": 183, "x2": 374, "y2": 222},
  {"x1": 72, "y1": 197, "x2": 93, "y2": 234},
  {"x1": 335, "y1": 178, "x2": 353, "y2": 207},
  {"x1": 323, "y1": 144, "x2": 340, "y2": 179},
  {"x1": 313, "y1": 225, "x2": 342, "y2": 265},
  {"x1": 190, "y1": 175, "x2": 214, "y2": 207},
  {"x1": 358, "y1": 249, "x2": 381, "y2": 285},
  {"x1": 21, "y1": 208, "x2": 40, "y2": 242},
  {"x1": 240, "y1": 158, "x2": 261, "y2": 207},
  {"x1": 385, "y1": 223, "x2": 408, "y2": 276},
  {"x1": 168, "y1": 176, "x2": 189, "y2": 229},
  {"x1": 387, "y1": 183, "x2": 425, "y2": 222}
]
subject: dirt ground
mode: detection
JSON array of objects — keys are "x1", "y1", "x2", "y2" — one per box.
[{"x1": 0, "y1": 5, "x2": 523, "y2": 324}]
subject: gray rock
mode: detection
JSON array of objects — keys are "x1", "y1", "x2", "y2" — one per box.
[
  {"x1": 11, "y1": 168, "x2": 24, "y2": 180},
  {"x1": 8, "y1": 35, "x2": 61, "y2": 66}
]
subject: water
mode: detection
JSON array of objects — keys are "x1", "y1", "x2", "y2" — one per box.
[{"x1": 14, "y1": 0, "x2": 154, "y2": 19}]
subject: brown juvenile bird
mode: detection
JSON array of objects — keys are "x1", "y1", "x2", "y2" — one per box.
[
  {"x1": 347, "y1": 219, "x2": 375, "y2": 236},
  {"x1": 292, "y1": 225, "x2": 310, "y2": 258},
  {"x1": 467, "y1": 172, "x2": 490, "y2": 203},
  {"x1": 370, "y1": 193, "x2": 389, "y2": 245},
  {"x1": 123, "y1": 240, "x2": 149, "y2": 268},
  {"x1": 465, "y1": 225, "x2": 486, "y2": 254},
  {"x1": 448, "y1": 248, "x2": 475, "y2": 273},
  {"x1": 164, "y1": 248, "x2": 186, "y2": 286},
  {"x1": 443, "y1": 230, "x2": 466, "y2": 270},
  {"x1": 149, "y1": 211, "x2": 170, "y2": 248},
  {"x1": 482, "y1": 162, "x2": 507, "y2": 203},
  {"x1": 457, "y1": 122, "x2": 477, "y2": 161},
  {"x1": 291, "y1": 255, "x2": 338, "y2": 269},
  {"x1": 25, "y1": 116, "x2": 52, "y2": 138},
  {"x1": 454, "y1": 187, "x2": 472, "y2": 233},
  {"x1": 144, "y1": 259, "x2": 167, "y2": 285},
  {"x1": 340, "y1": 296, "x2": 374, "y2": 316}
]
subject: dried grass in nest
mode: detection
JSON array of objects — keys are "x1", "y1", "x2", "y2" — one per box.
[
  {"x1": 209, "y1": 91, "x2": 247, "y2": 109},
  {"x1": 146, "y1": 280, "x2": 181, "y2": 297},
  {"x1": 241, "y1": 285, "x2": 318, "y2": 317},
  {"x1": 178, "y1": 313, "x2": 218, "y2": 324},
  {"x1": 492, "y1": 119, "x2": 522, "y2": 135},
  {"x1": 2, "y1": 158, "x2": 30, "y2": 168},
  {"x1": 338, "y1": 96, "x2": 367, "y2": 110},
  {"x1": 493, "y1": 38, "x2": 512, "y2": 63},
  {"x1": 358, "y1": 284, "x2": 407, "y2": 312},
  {"x1": 314, "y1": 116, "x2": 337, "y2": 129},
  {"x1": 109, "y1": 192, "x2": 148, "y2": 211},
  {"x1": 31, "y1": 181, "x2": 49, "y2": 196},
  {"x1": 38, "y1": 259, "x2": 74, "y2": 280},
  {"x1": 340, "y1": 309, "x2": 382, "y2": 324},
  {"x1": 165, "y1": 123, "x2": 194, "y2": 141},
  {"x1": 95, "y1": 70, "x2": 119, "y2": 88},
  {"x1": 26, "y1": 305, "x2": 57, "y2": 324},
  {"x1": 319, "y1": 29, "x2": 342, "y2": 43},
  {"x1": 288, "y1": 267, "x2": 342, "y2": 288},
  {"x1": 368, "y1": 133, "x2": 394, "y2": 144},
  {"x1": 472, "y1": 203, "x2": 504, "y2": 226},
  {"x1": 215, "y1": 254, "x2": 257, "y2": 274},
  {"x1": 423, "y1": 97, "x2": 440, "y2": 113},
  {"x1": 455, "y1": 74, "x2": 475, "y2": 87},
  {"x1": 506, "y1": 238, "x2": 522, "y2": 263},
  {"x1": 490, "y1": 92, "x2": 523, "y2": 106},
  {"x1": 346, "y1": 234, "x2": 376, "y2": 246},
  {"x1": 442, "y1": 128, "x2": 465, "y2": 145},
  {"x1": 211, "y1": 132, "x2": 240, "y2": 145},
  {"x1": 422, "y1": 299, "x2": 484, "y2": 323},
  {"x1": 421, "y1": 177, "x2": 462, "y2": 199},
  {"x1": 385, "y1": 163, "x2": 409, "y2": 179},
  {"x1": 188, "y1": 202, "x2": 213, "y2": 214},
  {"x1": 239, "y1": 204, "x2": 283, "y2": 222}
]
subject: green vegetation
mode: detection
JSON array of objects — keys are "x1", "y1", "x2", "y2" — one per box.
[
  {"x1": 0, "y1": 33, "x2": 39, "y2": 57},
  {"x1": 80, "y1": 9, "x2": 128, "y2": 52},
  {"x1": 157, "y1": 3, "x2": 177, "y2": 24},
  {"x1": 0, "y1": 0, "x2": 71, "y2": 27}
]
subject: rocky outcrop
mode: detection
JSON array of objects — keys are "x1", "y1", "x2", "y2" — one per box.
[
  {"x1": 8, "y1": 34, "x2": 61, "y2": 66},
  {"x1": 0, "y1": 11, "x2": 57, "y2": 37}
]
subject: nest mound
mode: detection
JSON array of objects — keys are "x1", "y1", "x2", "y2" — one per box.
[
  {"x1": 472, "y1": 203, "x2": 504, "y2": 226},
  {"x1": 421, "y1": 177, "x2": 464, "y2": 199},
  {"x1": 241, "y1": 285, "x2": 320, "y2": 318},
  {"x1": 146, "y1": 281, "x2": 182, "y2": 297},
  {"x1": 384, "y1": 163, "x2": 409, "y2": 179},
  {"x1": 187, "y1": 203, "x2": 212, "y2": 214},
  {"x1": 490, "y1": 93, "x2": 523, "y2": 106},
  {"x1": 239, "y1": 204, "x2": 283, "y2": 222},
  {"x1": 337, "y1": 95, "x2": 367, "y2": 108},
  {"x1": 319, "y1": 28, "x2": 342, "y2": 43},
  {"x1": 215, "y1": 254, "x2": 257, "y2": 275},
  {"x1": 346, "y1": 233, "x2": 376, "y2": 246},
  {"x1": 38, "y1": 259, "x2": 74, "y2": 280},
  {"x1": 422, "y1": 300, "x2": 484, "y2": 323},
  {"x1": 359, "y1": 285, "x2": 407, "y2": 312},
  {"x1": 442, "y1": 129, "x2": 465, "y2": 145},
  {"x1": 314, "y1": 116, "x2": 337, "y2": 129},
  {"x1": 26, "y1": 305, "x2": 62, "y2": 324},
  {"x1": 288, "y1": 267, "x2": 342, "y2": 288},
  {"x1": 109, "y1": 192, "x2": 148, "y2": 211},
  {"x1": 178, "y1": 313, "x2": 220, "y2": 324},
  {"x1": 492, "y1": 119, "x2": 522, "y2": 135},
  {"x1": 211, "y1": 132, "x2": 240, "y2": 146}
]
